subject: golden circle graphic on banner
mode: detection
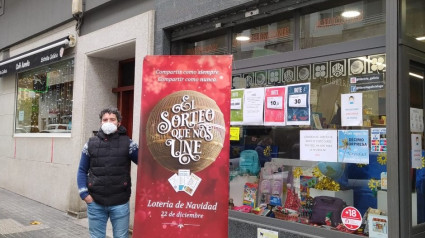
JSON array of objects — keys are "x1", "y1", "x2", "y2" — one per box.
[{"x1": 146, "y1": 90, "x2": 225, "y2": 173}]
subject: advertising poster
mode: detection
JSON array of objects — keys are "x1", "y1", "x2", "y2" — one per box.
[
  {"x1": 341, "y1": 93, "x2": 363, "y2": 126},
  {"x1": 410, "y1": 107, "x2": 424, "y2": 133},
  {"x1": 230, "y1": 89, "x2": 244, "y2": 125},
  {"x1": 300, "y1": 130, "x2": 338, "y2": 162},
  {"x1": 286, "y1": 83, "x2": 311, "y2": 125},
  {"x1": 411, "y1": 134, "x2": 422, "y2": 168},
  {"x1": 243, "y1": 88, "x2": 265, "y2": 125},
  {"x1": 133, "y1": 55, "x2": 232, "y2": 238},
  {"x1": 338, "y1": 130, "x2": 369, "y2": 164},
  {"x1": 264, "y1": 86, "x2": 286, "y2": 126},
  {"x1": 368, "y1": 214, "x2": 388, "y2": 238},
  {"x1": 371, "y1": 128, "x2": 387, "y2": 152}
]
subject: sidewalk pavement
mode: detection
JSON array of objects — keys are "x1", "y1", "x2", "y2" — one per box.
[{"x1": 0, "y1": 188, "x2": 115, "y2": 238}]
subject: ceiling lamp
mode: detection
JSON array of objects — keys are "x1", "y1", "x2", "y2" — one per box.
[
  {"x1": 341, "y1": 10, "x2": 361, "y2": 18},
  {"x1": 416, "y1": 36, "x2": 425, "y2": 41},
  {"x1": 236, "y1": 30, "x2": 251, "y2": 41}
]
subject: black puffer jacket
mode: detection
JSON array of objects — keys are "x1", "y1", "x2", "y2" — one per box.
[{"x1": 87, "y1": 126, "x2": 131, "y2": 206}]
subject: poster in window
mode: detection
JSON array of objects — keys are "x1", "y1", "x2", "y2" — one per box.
[
  {"x1": 231, "y1": 89, "x2": 244, "y2": 125},
  {"x1": 410, "y1": 107, "x2": 424, "y2": 133},
  {"x1": 264, "y1": 86, "x2": 286, "y2": 126},
  {"x1": 134, "y1": 55, "x2": 232, "y2": 238},
  {"x1": 370, "y1": 128, "x2": 387, "y2": 152},
  {"x1": 368, "y1": 214, "x2": 388, "y2": 238},
  {"x1": 341, "y1": 93, "x2": 363, "y2": 126},
  {"x1": 286, "y1": 83, "x2": 310, "y2": 125},
  {"x1": 243, "y1": 88, "x2": 265, "y2": 125},
  {"x1": 300, "y1": 130, "x2": 338, "y2": 162},
  {"x1": 411, "y1": 134, "x2": 422, "y2": 168},
  {"x1": 338, "y1": 130, "x2": 369, "y2": 164}
]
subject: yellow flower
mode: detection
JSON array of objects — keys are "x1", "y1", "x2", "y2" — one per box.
[
  {"x1": 422, "y1": 157, "x2": 425, "y2": 168},
  {"x1": 356, "y1": 164, "x2": 366, "y2": 168},
  {"x1": 293, "y1": 167, "x2": 303, "y2": 178},
  {"x1": 312, "y1": 166, "x2": 323, "y2": 178},
  {"x1": 263, "y1": 146, "x2": 271, "y2": 157},
  {"x1": 368, "y1": 179, "x2": 380, "y2": 191},
  {"x1": 377, "y1": 153, "x2": 387, "y2": 165}
]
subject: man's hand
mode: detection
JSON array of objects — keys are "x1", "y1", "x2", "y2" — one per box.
[{"x1": 84, "y1": 195, "x2": 94, "y2": 204}]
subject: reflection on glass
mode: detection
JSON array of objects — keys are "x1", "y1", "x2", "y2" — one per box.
[
  {"x1": 300, "y1": 0, "x2": 385, "y2": 49},
  {"x1": 410, "y1": 61, "x2": 425, "y2": 226},
  {"x1": 406, "y1": 0, "x2": 425, "y2": 45},
  {"x1": 232, "y1": 19, "x2": 294, "y2": 60},
  {"x1": 15, "y1": 59, "x2": 74, "y2": 134},
  {"x1": 174, "y1": 35, "x2": 228, "y2": 55}
]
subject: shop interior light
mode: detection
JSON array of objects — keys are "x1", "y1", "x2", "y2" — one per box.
[
  {"x1": 236, "y1": 30, "x2": 251, "y2": 41},
  {"x1": 341, "y1": 10, "x2": 361, "y2": 18},
  {"x1": 409, "y1": 72, "x2": 424, "y2": 79},
  {"x1": 416, "y1": 36, "x2": 425, "y2": 41},
  {"x1": 236, "y1": 35, "x2": 250, "y2": 41}
]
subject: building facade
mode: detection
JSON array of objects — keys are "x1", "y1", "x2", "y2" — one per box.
[{"x1": 0, "y1": 0, "x2": 155, "y2": 229}]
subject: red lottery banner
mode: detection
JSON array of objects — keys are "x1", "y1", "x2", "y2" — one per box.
[
  {"x1": 264, "y1": 86, "x2": 286, "y2": 126},
  {"x1": 341, "y1": 206, "x2": 362, "y2": 230},
  {"x1": 133, "y1": 55, "x2": 232, "y2": 238}
]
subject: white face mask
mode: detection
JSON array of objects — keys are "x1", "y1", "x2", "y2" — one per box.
[{"x1": 101, "y1": 122, "x2": 118, "y2": 135}]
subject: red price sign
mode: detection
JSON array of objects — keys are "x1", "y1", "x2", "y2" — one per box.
[{"x1": 341, "y1": 206, "x2": 362, "y2": 230}]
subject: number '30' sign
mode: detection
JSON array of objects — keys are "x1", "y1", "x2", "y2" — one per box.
[{"x1": 288, "y1": 94, "x2": 307, "y2": 107}]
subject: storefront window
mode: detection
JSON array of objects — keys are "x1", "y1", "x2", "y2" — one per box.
[
  {"x1": 232, "y1": 19, "x2": 294, "y2": 60},
  {"x1": 405, "y1": 0, "x2": 425, "y2": 46},
  {"x1": 172, "y1": 35, "x2": 228, "y2": 55},
  {"x1": 300, "y1": 0, "x2": 385, "y2": 49},
  {"x1": 410, "y1": 61, "x2": 425, "y2": 226},
  {"x1": 230, "y1": 54, "x2": 388, "y2": 236},
  {"x1": 15, "y1": 58, "x2": 74, "y2": 134}
]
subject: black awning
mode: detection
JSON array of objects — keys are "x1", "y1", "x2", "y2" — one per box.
[{"x1": 0, "y1": 36, "x2": 72, "y2": 77}]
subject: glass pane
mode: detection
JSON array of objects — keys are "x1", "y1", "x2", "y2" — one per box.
[
  {"x1": 230, "y1": 54, "x2": 388, "y2": 236},
  {"x1": 410, "y1": 61, "x2": 425, "y2": 226},
  {"x1": 300, "y1": 0, "x2": 385, "y2": 49},
  {"x1": 174, "y1": 35, "x2": 228, "y2": 55},
  {"x1": 405, "y1": 0, "x2": 425, "y2": 45},
  {"x1": 232, "y1": 19, "x2": 294, "y2": 60},
  {"x1": 15, "y1": 59, "x2": 74, "y2": 134}
]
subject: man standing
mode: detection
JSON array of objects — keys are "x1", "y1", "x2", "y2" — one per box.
[{"x1": 77, "y1": 107, "x2": 138, "y2": 238}]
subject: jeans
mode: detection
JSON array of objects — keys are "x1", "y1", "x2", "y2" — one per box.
[{"x1": 87, "y1": 201, "x2": 129, "y2": 238}]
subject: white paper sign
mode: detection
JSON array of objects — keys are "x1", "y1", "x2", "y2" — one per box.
[
  {"x1": 18, "y1": 111, "x2": 24, "y2": 121},
  {"x1": 267, "y1": 96, "x2": 283, "y2": 109},
  {"x1": 231, "y1": 98, "x2": 242, "y2": 110},
  {"x1": 341, "y1": 93, "x2": 363, "y2": 126},
  {"x1": 243, "y1": 88, "x2": 265, "y2": 125},
  {"x1": 288, "y1": 94, "x2": 307, "y2": 107},
  {"x1": 410, "y1": 108, "x2": 424, "y2": 133},
  {"x1": 412, "y1": 134, "x2": 422, "y2": 168},
  {"x1": 300, "y1": 130, "x2": 338, "y2": 162}
]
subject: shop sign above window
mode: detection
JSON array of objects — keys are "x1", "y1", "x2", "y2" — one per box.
[{"x1": 0, "y1": 35, "x2": 75, "y2": 77}]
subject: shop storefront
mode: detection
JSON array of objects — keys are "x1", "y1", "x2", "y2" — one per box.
[{"x1": 157, "y1": 0, "x2": 425, "y2": 237}]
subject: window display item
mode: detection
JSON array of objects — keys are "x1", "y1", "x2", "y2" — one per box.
[
  {"x1": 239, "y1": 150, "x2": 260, "y2": 175},
  {"x1": 283, "y1": 184, "x2": 300, "y2": 211},
  {"x1": 243, "y1": 183, "x2": 258, "y2": 207},
  {"x1": 310, "y1": 196, "x2": 347, "y2": 227}
]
